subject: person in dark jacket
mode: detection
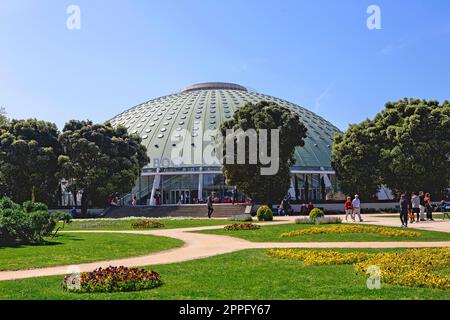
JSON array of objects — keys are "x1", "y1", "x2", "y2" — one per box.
[
  {"x1": 399, "y1": 194, "x2": 409, "y2": 228},
  {"x1": 207, "y1": 194, "x2": 214, "y2": 219}
]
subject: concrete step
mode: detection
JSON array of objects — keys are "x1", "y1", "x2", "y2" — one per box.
[{"x1": 102, "y1": 204, "x2": 250, "y2": 219}]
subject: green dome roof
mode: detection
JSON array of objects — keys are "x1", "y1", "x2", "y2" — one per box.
[{"x1": 109, "y1": 82, "x2": 341, "y2": 172}]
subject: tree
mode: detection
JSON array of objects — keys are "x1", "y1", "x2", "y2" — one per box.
[
  {"x1": 332, "y1": 98, "x2": 450, "y2": 199},
  {"x1": 58, "y1": 120, "x2": 149, "y2": 214},
  {"x1": 331, "y1": 121, "x2": 383, "y2": 199},
  {"x1": 0, "y1": 107, "x2": 8, "y2": 127},
  {"x1": 220, "y1": 101, "x2": 307, "y2": 206},
  {"x1": 0, "y1": 119, "x2": 63, "y2": 204}
]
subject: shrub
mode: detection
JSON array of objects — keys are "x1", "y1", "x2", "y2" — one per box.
[
  {"x1": 308, "y1": 208, "x2": 325, "y2": 220},
  {"x1": 0, "y1": 198, "x2": 69, "y2": 245},
  {"x1": 131, "y1": 220, "x2": 165, "y2": 229},
  {"x1": 224, "y1": 223, "x2": 261, "y2": 231},
  {"x1": 256, "y1": 206, "x2": 273, "y2": 221},
  {"x1": 22, "y1": 201, "x2": 48, "y2": 213},
  {"x1": 0, "y1": 198, "x2": 20, "y2": 210},
  {"x1": 63, "y1": 266, "x2": 163, "y2": 293},
  {"x1": 229, "y1": 214, "x2": 253, "y2": 222}
]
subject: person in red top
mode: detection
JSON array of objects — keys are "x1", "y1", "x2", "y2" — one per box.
[
  {"x1": 344, "y1": 196, "x2": 354, "y2": 222},
  {"x1": 424, "y1": 193, "x2": 434, "y2": 221}
]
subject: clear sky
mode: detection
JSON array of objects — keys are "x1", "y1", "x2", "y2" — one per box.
[{"x1": 1, "y1": 0, "x2": 449, "y2": 131}]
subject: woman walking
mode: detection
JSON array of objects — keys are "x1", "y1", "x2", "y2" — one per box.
[
  {"x1": 425, "y1": 193, "x2": 434, "y2": 221},
  {"x1": 399, "y1": 194, "x2": 409, "y2": 228},
  {"x1": 344, "y1": 196, "x2": 354, "y2": 222}
]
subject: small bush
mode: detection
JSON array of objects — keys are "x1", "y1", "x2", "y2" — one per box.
[
  {"x1": 308, "y1": 208, "x2": 324, "y2": 220},
  {"x1": 63, "y1": 266, "x2": 163, "y2": 293},
  {"x1": 131, "y1": 220, "x2": 165, "y2": 229},
  {"x1": 0, "y1": 198, "x2": 69, "y2": 245},
  {"x1": 224, "y1": 223, "x2": 261, "y2": 231},
  {"x1": 256, "y1": 206, "x2": 273, "y2": 221},
  {"x1": 229, "y1": 214, "x2": 253, "y2": 222},
  {"x1": 22, "y1": 201, "x2": 48, "y2": 213},
  {"x1": 0, "y1": 198, "x2": 20, "y2": 210}
]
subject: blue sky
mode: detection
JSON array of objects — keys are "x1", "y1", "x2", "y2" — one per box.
[{"x1": 1, "y1": 0, "x2": 450, "y2": 131}]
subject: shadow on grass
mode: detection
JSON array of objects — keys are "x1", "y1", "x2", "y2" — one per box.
[{"x1": 0, "y1": 234, "x2": 85, "y2": 249}]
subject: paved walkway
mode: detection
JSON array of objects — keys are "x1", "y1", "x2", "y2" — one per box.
[{"x1": 0, "y1": 215, "x2": 449, "y2": 282}]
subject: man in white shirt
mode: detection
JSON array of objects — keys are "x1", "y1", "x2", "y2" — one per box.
[
  {"x1": 352, "y1": 194, "x2": 363, "y2": 222},
  {"x1": 411, "y1": 192, "x2": 420, "y2": 222}
]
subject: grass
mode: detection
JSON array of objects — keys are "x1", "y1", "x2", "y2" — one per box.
[
  {"x1": 58, "y1": 218, "x2": 244, "y2": 231},
  {"x1": 0, "y1": 249, "x2": 448, "y2": 300},
  {"x1": 0, "y1": 233, "x2": 183, "y2": 271},
  {"x1": 197, "y1": 223, "x2": 450, "y2": 242}
]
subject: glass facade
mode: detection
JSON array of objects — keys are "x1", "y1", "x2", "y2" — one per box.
[{"x1": 126, "y1": 172, "x2": 337, "y2": 205}]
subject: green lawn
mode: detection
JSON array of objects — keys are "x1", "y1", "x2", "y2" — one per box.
[
  {"x1": 0, "y1": 249, "x2": 448, "y2": 300},
  {"x1": 58, "y1": 218, "x2": 246, "y2": 231},
  {"x1": 197, "y1": 223, "x2": 450, "y2": 242},
  {"x1": 0, "y1": 233, "x2": 183, "y2": 271}
]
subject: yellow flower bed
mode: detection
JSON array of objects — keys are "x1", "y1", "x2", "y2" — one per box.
[
  {"x1": 266, "y1": 248, "x2": 450, "y2": 290},
  {"x1": 266, "y1": 249, "x2": 369, "y2": 266},
  {"x1": 280, "y1": 225, "x2": 421, "y2": 238}
]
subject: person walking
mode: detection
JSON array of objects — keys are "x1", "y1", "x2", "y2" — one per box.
[
  {"x1": 278, "y1": 197, "x2": 286, "y2": 216},
  {"x1": 399, "y1": 194, "x2": 409, "y2": 228},
  {"x1": 352, "y1": 194, "x2": 363, "y2": 222},
  {"x1": 419, "y1": 191, "x2": 426, "y2": 221},
  {"x1": 232, "y1": 187, "x2": 238, "y2": 205},
  {"x1": 411, "y1": 192, "x2": 420, "y2": 223},
  {"x1": 425, "y1": 193, "x2": 434, "y2": 221},
  {"x1": 344, "y1": 196, "x2": 354, "y2": 222},
  {"x1": 207, "y1": 193, "x2": 214, "y2": 219},
  {"x1": 131, "y1": 195, "x2": 138, "y2": 206}
]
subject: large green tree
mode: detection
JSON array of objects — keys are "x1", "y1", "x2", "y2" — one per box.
[
  {"x1": 0, "y1": 107, "x2": 8, "y2": 127},
  {"x1": 58, "y1": 120, "x2": 149, "y2": 213},
  {"x1": 220, "y1": 101, "x2": 307, "y2": 206},
  {"x1": 0, "y1": 119, "x2": 63, "y2": 204},
  {"x1": 332, "y1": 98, "x2": 450, "y2": 199}
]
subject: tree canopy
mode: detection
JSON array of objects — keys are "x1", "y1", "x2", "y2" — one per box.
[
  {"x1": 332, "y1": 98, "x2": 450, "y2": 199},
  {"x1": 0, "y1": 119, "x2": 63, "y2": 204},
  {"x1": 220, "y1": 101, "x2": 307, "y2": 205},
  {"x1": 0, "y1": 107, "x2": 8, "y2": 127},
  {"x1": 58, "y1": 120, "x2": 149, "y2": 213}
]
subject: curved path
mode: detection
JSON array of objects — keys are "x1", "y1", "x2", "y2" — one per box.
[{"x1": 0, "y1": 216, "x2": 449, "y2": 282}]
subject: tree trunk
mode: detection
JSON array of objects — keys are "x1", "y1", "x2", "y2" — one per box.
[{"x1": 31, "y1": 186, "x2": 36, "y2": 203}]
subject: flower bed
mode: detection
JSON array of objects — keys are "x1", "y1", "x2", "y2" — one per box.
[
  {"x1": 295, "y1": 217, "x2": 342, "y2": 225},
  {"x1": 63, "y1": 266, "x2": 163, "y2": 293},
  {"x1": 77, "y1": 222, "x2": 121, "y2": 228},
  {"x1": 229, "y1": 214, "x2": 253, "y2": 222},
  {"x1": 281, "y1": 225, "x2": 420, "y2": 238},
  {"x1": 266, "y1": 249, "x2": 369, "y2": 266},
  {"x1": 266, "y1": 248, "x2": 450, "y2": 290},
  {"x1": 224, "y1": 223, "x2": 261, "y2": 231},
  {"x1": 131, "y1": 220, "x2": 165, "y2": 229}
]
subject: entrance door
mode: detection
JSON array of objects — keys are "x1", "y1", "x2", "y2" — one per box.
[{"x1": 170, "y1": 190, "x2": 191, "y2": 204}]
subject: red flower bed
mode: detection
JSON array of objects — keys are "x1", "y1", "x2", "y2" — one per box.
[
  {"x1": 224, "y1": 223, "x2": 261, "y2": 231},
  {"x1": 63, "y1": 266, "x2": 163, "y2": 293},
  {"x1": 131, "y1": 220, "x2": 165, "y2": 229}
]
